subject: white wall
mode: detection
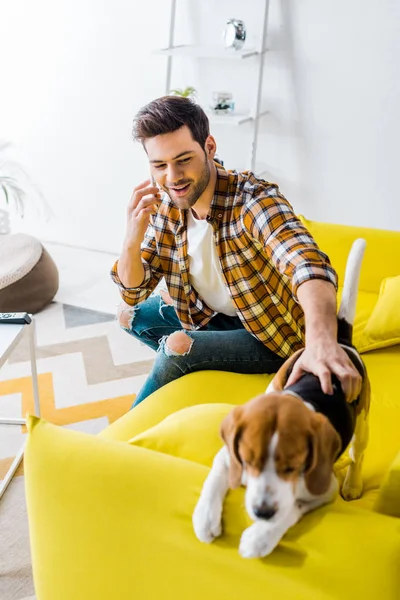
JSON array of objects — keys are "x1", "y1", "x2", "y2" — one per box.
[
  {"x1": 1, "y1": 0, "x2": 399, "y2": 254},
  {"x1": 281, "y1": 0, "x2": 400, "y2": 229},
  {"x1": 0, "y1": 0, "x2": 170, "y2": 253}
]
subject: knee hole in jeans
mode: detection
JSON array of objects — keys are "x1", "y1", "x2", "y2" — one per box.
[
  {"x1": 117, "y1": 302, "x2": 136, "y2": 329},
  {"x1": 162, "y1": 331, "x2": 194, "y2": 357}
]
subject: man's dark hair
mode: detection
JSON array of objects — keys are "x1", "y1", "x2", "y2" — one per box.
[{"x1": 132, "y1": 96, "x2": 210, "y2": 150}]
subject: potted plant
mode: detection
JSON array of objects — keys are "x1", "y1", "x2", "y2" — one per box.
[
  {"x1": 0, "y1": 141, "x2": 58, "y2": 313},
  {"x1": 0, "y1": 141, "x2": 51, "y2": 235},
  {"x1": 169, "y1": 86, "x2": 197, "y2": 99}
]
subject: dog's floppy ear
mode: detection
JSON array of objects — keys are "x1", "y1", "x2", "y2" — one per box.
[
  {"x1": 220, "y1": 406, "x2": 243, "y2": 489},
  {"x1": 271, "y1": 349, "x2": 304, "y2": 391},
  {"x1": 305, "y1": 412, "x2": 341, "y2": 495}
]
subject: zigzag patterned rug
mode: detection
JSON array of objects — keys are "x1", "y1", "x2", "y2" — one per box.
[
  {"x1": 0, "y1": 301, "x2": 155, "y2": 478},
  {"x1": 0, "y1": 301, "x2": 155, "y2": 600}
]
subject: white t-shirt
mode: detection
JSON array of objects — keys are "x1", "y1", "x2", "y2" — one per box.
[{"x1": 186, "y1": 209, "x2": 237, "y2": 317}]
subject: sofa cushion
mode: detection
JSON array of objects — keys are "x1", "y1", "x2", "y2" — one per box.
[
  {"x1": 129, "y1": 403, "x2": 232, "y2": 466},
  {"x1": 298, "y1": 216, "x2": 400, "y2": 351},
  {"x1": 99, "y1": 371, "x2": 274, "y2": 444},
  {"x1": 358, "y1": 275, "x2": 400, "y2": 352},
  {"x1": 299, "y1": 216, "x2": 400, "y2": 295},
  {"x1": 340, "y1": 288, "x2": 377, "y2": 349}
]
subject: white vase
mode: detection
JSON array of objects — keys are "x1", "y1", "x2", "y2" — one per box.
[{"x1": 0, "y1": 208, "x2": 11, "y2": 235}]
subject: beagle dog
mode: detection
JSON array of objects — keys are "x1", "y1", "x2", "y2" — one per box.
[{"x1": 193, "y1": 239, "x2": 370, "y2": 558}]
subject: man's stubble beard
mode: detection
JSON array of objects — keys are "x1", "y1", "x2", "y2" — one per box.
[{"x1": 167, "y1": 155, "x2": 211, "y2": 210}]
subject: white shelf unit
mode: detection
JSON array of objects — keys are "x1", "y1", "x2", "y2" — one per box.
[
  {"x1": 157, "y1": 0, "x2": 271, "y2": 173},
  {"x1": 156, "y1": 45, "x2": 260, "y2": 60},
  {"x1": 205, "y1": 110, "x2": 269, "y2": 127}
]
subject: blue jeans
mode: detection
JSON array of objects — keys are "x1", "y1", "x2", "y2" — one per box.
[{"x1": 121, "y1": 293, "x2": 285, "y2": 407}]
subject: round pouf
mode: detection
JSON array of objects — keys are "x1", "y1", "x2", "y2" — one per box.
[{"x1": 0, "y1": 233, "x2": 59, "y2": 313}]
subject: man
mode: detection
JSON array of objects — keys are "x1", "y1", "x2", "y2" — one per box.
[{"x1": 111, "y1": 96, "x2": 361, "y2": 407}]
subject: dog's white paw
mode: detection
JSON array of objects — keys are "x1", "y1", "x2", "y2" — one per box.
[
  {"x1": 193, "y1": 497, "x2": 223, "y2": 543},
  {"x1": 341, "y1": 481, "x2": 363, "y2": 501},
  {"x1": 239, "y1": 522, "x2": 280, "y2": 559},
  {"x1": 341, "y1": 469, "x2": 363, "y2": 501}
]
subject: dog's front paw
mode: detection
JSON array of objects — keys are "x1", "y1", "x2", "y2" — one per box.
[
  {"x1": 341, "y1": 480, "x2": 363, "y2": 501},
  {"x1": 341, "y1": 469, "x2": 363, "y2": 501},
  {"x1": 239, "y1": 522, "x2": 280, "y2": 559},
  {"x1": 193, "y1": 497, "x2": 222, "y2": 543}
]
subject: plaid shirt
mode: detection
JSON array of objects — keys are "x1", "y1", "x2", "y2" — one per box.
[{"x1": 111, "y1": 164, "x2": 337, "y2": 358}]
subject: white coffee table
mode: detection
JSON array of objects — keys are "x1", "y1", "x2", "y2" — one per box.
[{"x1": 0, "y1": 318, "x2": 40, "y2": 499}]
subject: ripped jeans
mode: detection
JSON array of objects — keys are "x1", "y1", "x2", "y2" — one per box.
[{"x1": 120, "y1": 293, "x2": 285, "y2": 408}]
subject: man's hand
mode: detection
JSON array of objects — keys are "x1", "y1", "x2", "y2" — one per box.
[
  {"x1": 124, "y1": 179, "x2": 161, "y2": 250},
  {"x1": 117, "y1": 180, "x2": 160, "y2": 289},
  {"x1": 285, "y1": 337, "x2": 362, "y2": 402},
  {"x1": 291, "y1": 279, "x2": 362, "y2": 402}
]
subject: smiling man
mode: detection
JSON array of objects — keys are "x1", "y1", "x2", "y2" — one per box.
[
  {"x1": 149, "y1": 132, "x2": 214, "y2": 217},
  {"x1": 111, "y1": 95, "x2": 361, "y2": 408}
]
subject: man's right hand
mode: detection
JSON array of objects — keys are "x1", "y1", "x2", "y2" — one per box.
[{"x1": 124, "y1": 179, "x2": 161, "y2": 250}]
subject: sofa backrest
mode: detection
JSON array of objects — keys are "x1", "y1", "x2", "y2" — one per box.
[{"x1": 299, "y1": 216, "x2": 400, "y2": 294}]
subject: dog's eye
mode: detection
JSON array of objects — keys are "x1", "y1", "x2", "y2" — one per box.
[{"x1": 283, "y1": 466, "x2": 296, "y2": 474}]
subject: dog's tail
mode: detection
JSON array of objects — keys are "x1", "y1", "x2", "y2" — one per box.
[{"x1": 337, "y1": 238, "x2": 366, "y2": 346}]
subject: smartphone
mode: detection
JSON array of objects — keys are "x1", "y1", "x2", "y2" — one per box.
[
  {"x1": 150, "y1": 174, "x2": 162, "y2": 193},
  {"x1": 149, "y1": 175, "x2": 161, "y2": 223}
]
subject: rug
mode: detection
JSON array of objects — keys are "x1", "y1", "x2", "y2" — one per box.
[{"x1": 0, "y1": 301, "x2": 155, "y2": 600}]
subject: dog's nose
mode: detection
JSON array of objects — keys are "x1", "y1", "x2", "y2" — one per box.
[{"x1": 253, "y1": 504, "x2": 277, "y2": 520}]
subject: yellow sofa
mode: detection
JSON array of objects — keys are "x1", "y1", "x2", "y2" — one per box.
[{"x1": 25, "y1": 218, "x2": 400, "y2": 600}]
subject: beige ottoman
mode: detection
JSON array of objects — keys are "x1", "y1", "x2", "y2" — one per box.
[{"x1": 0, "y1": 233, "x2": 59, "y2": 313}]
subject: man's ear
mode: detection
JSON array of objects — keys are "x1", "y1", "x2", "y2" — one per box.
[
  {"x1": 204, "y1": 135, "x2": 217, "y2": 160},
  {"x1": 305, "y1": 413, "x2": 341, "y2": 495},
  {"x1": 220, "y1": 406, "x2": 243, "y2": 489}
]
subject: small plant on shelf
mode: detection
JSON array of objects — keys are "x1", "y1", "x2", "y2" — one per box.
[{"x1": 169, "y1": 86, "x2": 197, "y2": 99}]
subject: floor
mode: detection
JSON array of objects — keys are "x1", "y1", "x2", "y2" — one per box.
[{"x1": 44, "y1": 241, "x2": 121, "y2": 314}]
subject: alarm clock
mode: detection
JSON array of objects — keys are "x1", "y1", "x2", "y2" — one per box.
[{"x1": 223, "y1": 19, "x2": 246, "y2": 51}]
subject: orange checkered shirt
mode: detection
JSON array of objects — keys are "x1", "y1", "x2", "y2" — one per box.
[{"x1": 111, "y1": 165, "x2": 338, "y2": 358}]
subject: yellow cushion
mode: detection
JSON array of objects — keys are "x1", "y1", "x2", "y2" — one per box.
[
  {"x1": 373, "y1": 451, "x2": 400, "y2": 518},
  {"x1": 129, "y1": 403, "x2": 232, "y2": 466},
  {"x1": 299, "y1": 215, "x2": 400, "y2": 294},
  {"x1": 337, "y1": 288, "x2": 377, "y2": 349},
  {"x1": 100, "y1": 371, "x2": 274, "y2": 443},
  {"x1": 358, "y1": 276, "x2": 400, "y2": 352},
  {"x1": 25, "y1": 414, "x2": 400, "y2": 600},
  {"x1": 299, "y1": 216, "x2": 400, "y2": 352}
]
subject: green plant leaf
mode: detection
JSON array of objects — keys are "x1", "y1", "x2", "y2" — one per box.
[
  {"x1": 1, "y1": 183, "x2": 9, "y2": 205},
  {"x1": 169, "y1": 86, "x2": 197, "y2": 98},
  {"x1": 0, "y1": 149, "x2": 46, "y2": 218}
]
